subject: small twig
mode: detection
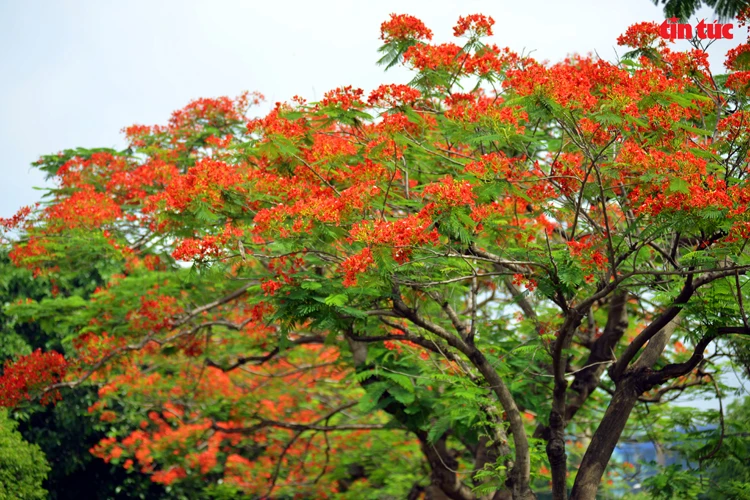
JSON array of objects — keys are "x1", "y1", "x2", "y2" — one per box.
[{"x1": 291, "y1": 153, "x2": 341, "y2": 196}]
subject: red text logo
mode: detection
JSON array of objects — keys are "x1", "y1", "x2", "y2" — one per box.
[{"x1": 659, "y1": 18, "x2": 734, "y2": 40}]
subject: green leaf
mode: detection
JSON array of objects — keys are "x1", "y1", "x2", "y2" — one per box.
[
  {"x1": 426, "y1": 416, "x2": 451, "y2": 444},
  {"x1": 323, "y1": 294, "x2": 348, "y2": 307},
  {"x1": 668, "y1": 177, "x2": 690, "y2": 194},
  {"x1": 300, "y1": 281, "x2": 322, "y2": 290},
  {"x1": 338, "y1": 305, "x2": 368, "y2": 318},
  {"x1": 388, "y1": 385, "x2": 416, "y2": 405},
  {"x1": 357, "y1": 382, "x2": 389, "y2": 413},
  {"x1": 674, "y1": 122, "x2": 712, "y2": 137},
  {"x1": 383, "y1": 372, "x2": 414, "y2": 393}
]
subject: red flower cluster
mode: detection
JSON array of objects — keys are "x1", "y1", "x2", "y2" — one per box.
[
  {"x1": 152, "y1": 466, "x2": 188, "y2": 485},
  {"x1": 341, "y1": 247, "x2": 374, "y2": 287},
  {"x1": 319, "y1": 86, "x2": 365, "y2": 110},
  {"x1": 382, "y1": 327, "x2": 426, "y2": 358},
  {"x1": 403, "y1": 43, "x2": 462, "y2": 71},
  {"x1": 71, "y1": 331, "x2": 127, "y2": 368},
  {"x1": 261, "y1": 279, "x2": 283, "y2": 296},
  {"x1": 123, "y1": 124, "x2": 156, "y2": 147},
  {"x1": 205, "y1": 134, "x2": 234, "y2": 149},
  {"x1": 168, "y1": 94, "x2": 257, "y2": 131},
  {"x1": 511, "y1": 273, "x2": 537, "y2": 291},
  {"x1": 445, "y1": 93, "x2": 527, "y2": 125},
  {"x1": 725, "y1": 43, "x2": 750, "y2": 70},
  {"x1": 422, "y1": 176, "x2": 477, "y2": 208},
  {"x1": 0, "y1": 349, "x2": 67, "y2": 407},
  {"x1": 739, "y1": 7, "x2": 750, "y2": 29},
  {"x1": 8, "y1": 236, "x2": 48, "y2": 274},
  {"x1": 162, "y1": 159, "x2": 246, "y2": 212},
  {"x1": 368, "y1": 84, "x2": 421, "y2": 108},
  {"x1": 349, "y1": 215, "x2": 440, "y2": 264},
  {"x1": 464, "y1": 151, "x2": 531, "y2": 180},
  {"x1": 127, "y1": 294, "x2": 182, "y2": 333},
  {"x1": 636, "y1": 176, "x2": 737, "y2": 216},
  {"x1": 172, "y1": 223, "x2": 243, "y2": 261},
  {"x1": 616, "y1": 21, "x2": 664, "y2": 48},
  {"x1": 550, "y1": 152, "x2": 586, "y2": 196},
  {"x1": 464, "y1": 44, "x2": 514, "y2": 75},
  {"x1": 247, "y1": 102, "x2": 308, "y2": 140},
  {"x1": 46, "y1": 184, "x2": 123, "y2": 231},
  {"x1": 172, "y1": 235, "x2": 225, "y2": 261},
  {"x1": 453, "y1": 14, "x2": 495, "y2": 37},
  {"x1": 303, "y1": 132, "x2": 358, "y2": 164},
  {"x1": 567, "y1": 236, "x2": 608, "y2": 270},
  {"x1": 380, "y1": 13, "x2": 433, "y2": 42},
  {"x1": 55, "y1": 153, "x2": 129, "y2": 188},
  {"x1": 0, "y1": 205, "x2": 33, "y2": 231},
  {"x1": 377, "y1": 112, "x2": 420, "y2": 135},
  {"x1": 107, "y1": 159, "x2": 180, "y2": 204},
  {"x1": 726, "y1": 70, "x2": 750, "y2": 90}
]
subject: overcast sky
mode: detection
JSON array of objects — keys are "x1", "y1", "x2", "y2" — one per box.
[{"x1": 0, "y1": 0, "x2": 741, "y2": 219}]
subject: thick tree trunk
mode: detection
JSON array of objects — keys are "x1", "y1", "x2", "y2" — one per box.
[
  {"x1": 569, "y1": 319, "x2": 679, "y2": 499},
  {"x1": 565, "y1": 292, "x2": 629, "y2": 421},
  {"x1": 418, "y1": 431, "x2": 480, "y2": 500},
  {"x1": 546, "y1": 310, "x2": 585, "y2": 500},
  {"x1": 546, "y1": 405, "x2": 567, "y2": 500},
  {"x1": 569, "y1": 376, "x2": 639, "y2": 500},
  {"x1": 533, "y1": 292, "x2": 630, "y2": 500}
]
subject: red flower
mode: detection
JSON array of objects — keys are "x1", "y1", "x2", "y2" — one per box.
[
  {"x1": 617, "y1": 22, "x2": 664, "y2": 48},
  {"x1": 46, "y1": 184, "x2": 122, "y2": 231},
  {"x1": 368, "y1": 84, "x2": 421, "y2": 108},
  {"x1": 341, "y1": 248, "x2": 374, "y2": 287},
  {"x1": 0, "y1": 205, "x2": 33, "y2": 231},
  {"x1": 320, "y1": 86, "x2": 365, "y2": 111},
  {"x1": 0, "y1": 349, "x2": 67, "y2": 407},
  {"x1": 422, "y1": 176, "x2": 476, "y2": 208},
  {"x1": 403, "y1": 43, "x2": 462, "y2": 71},
  {"x1": 453, "y1": 14, "x2": 495, "y2": 37},
  {"x1": 261, "y1": 280, "x2": 283, "y2": 296},
  {"x1": 725, "y1": 43, "x2": 750, "y2": 70},
  {"x1": 380, "y1": 14, "x2": 433, "y2": 42}
]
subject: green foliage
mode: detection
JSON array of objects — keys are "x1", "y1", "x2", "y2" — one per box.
[
  {"x1": 0, "y1": 408, "x2": 49, "y2": 500},
  {"x1": 654, "y1": 0, "x2": 749, "y2": 21},
  {"x1": 690, "y1": 397, "x2": 750, "y2": 499},
  {"x1": 643, "y1": 464, "x2": 703, "y2": 499}
]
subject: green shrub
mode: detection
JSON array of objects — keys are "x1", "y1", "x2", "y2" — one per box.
[{"x1": 0, "y1": 409, "x2": 49, "y2": 500}]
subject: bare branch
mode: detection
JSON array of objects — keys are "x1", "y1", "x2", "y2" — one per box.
[{"x1": 206, "y1": 335, "x2": 325, "y2": 371}]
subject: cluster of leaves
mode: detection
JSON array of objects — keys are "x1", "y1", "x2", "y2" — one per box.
[
  {"x1": 631, "y1": 396, "x2": 750, "y2": 499},
  {"x1": 0, "y1": 408, "x2": 49, "y2": 500}
]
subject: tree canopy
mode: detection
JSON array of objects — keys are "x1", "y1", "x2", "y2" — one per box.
[{"x1": 1, "y1": 11, "x2": 750, "y2": 500}]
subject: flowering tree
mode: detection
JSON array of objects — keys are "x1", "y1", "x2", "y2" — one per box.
[{"x1": 2, "y1": 11, "x2": 750, "y2": 500}]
